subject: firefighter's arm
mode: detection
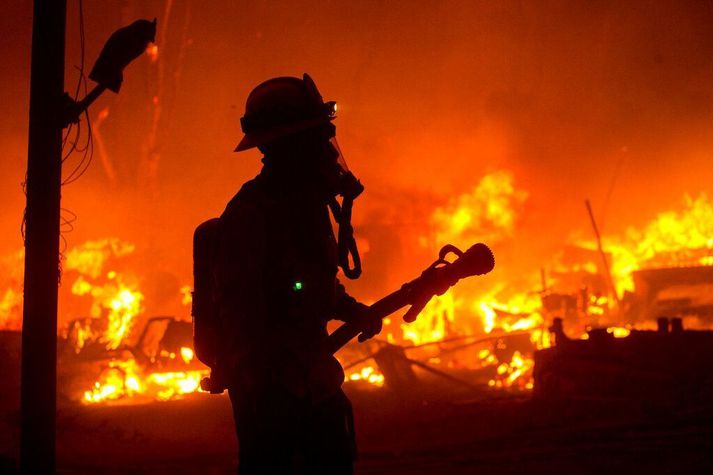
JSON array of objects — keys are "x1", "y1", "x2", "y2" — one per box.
[
  {"x1": 333, "y1": 279, "x2": 382, "y2": 342},
  {"x1": 215, "y1": 203, "x2": 268, "y2": 369}
]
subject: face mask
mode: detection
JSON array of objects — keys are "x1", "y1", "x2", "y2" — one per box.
[{"x1": 326, "y1": 137, "x2": 363, "y2": 199}]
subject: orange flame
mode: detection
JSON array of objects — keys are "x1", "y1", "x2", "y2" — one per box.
[
  {"x1": 0, "y1": 288, "x2": 22, "y2": 331},
  {"x1": 428, "y1": 170, "x2": 527, "y2": 249},
  {"x1": 146, "y1": 44, "x2": 159, "y2": 62},
  {"x1": 347, "y1": 365, "x2": 385, "y2": 387},
  {"x1": 401, "y1": 291, "x2": 456, "y2": 346},
  {"x1": 83, "y1": 346, "x2": 209, "y2": 404},
  {"x1": 577, "y1": 193, "x2": 713, "y2": 295}
]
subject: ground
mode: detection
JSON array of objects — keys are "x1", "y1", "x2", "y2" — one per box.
[{"x1": 2, "y1": 385, "x2": 712, "y2": 474}]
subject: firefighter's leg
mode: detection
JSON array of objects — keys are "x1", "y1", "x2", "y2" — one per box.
[
  {"x1": 229, "y1": 386, "x2": 305, "y2": 474},
  {"x1": 303, "y1": 389, "x2": 356, "y2": 475}
]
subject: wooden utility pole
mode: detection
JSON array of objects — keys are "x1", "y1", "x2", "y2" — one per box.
[{"x1": 20, "y1": 1, "x2": 66, "y2": 473}]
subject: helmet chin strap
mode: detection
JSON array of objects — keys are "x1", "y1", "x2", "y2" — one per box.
[{"x1": 328, "y1": 194, "x2": 362, "y2": 280}]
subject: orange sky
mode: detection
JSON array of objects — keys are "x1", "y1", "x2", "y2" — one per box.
[{"x1": 2, "y1": 1, "x2": 713, "y2": 322}]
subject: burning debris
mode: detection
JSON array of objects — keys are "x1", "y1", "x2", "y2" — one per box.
[
  {"x1": 535, "y1": 315, "x2": 713, "y2": 402},
  {"x1": 1, "y1": 179, "x2": 710, "y2": 404},
  {"x1": 0, "y1": 238, "x2": 208, "y2": 405},
  {"x1": 575, "y1": 193, "x2": 713, "y2": 296},
  {"x1": 59, "y1": 239, "x2": 209, "y2": 405},
  {"x1": 71, "y1": 315, "x2": 209, "y2": 404},
  {"x1": 340, "y1": 188, "x2": 713, "y2": 395}
]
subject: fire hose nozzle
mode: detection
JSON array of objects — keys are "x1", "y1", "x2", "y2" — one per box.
[
  {"x1": 403, "y1": 243, "x2": 495, "y2": 323},
  {"x1": 453, "y1": 242, "x2": 496, "y2": 278},
  {"x1": 328, "y1": 242, "x2": 495, "y2": 353}
]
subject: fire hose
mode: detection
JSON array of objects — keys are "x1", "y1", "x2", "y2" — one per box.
[{"x1": 328, "y1": 242, "x2": 495, "y2": 354}]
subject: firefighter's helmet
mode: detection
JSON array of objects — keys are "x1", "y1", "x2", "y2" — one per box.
[{"x1": 235, "y1": 74, "x2": 337, "y2": 152}]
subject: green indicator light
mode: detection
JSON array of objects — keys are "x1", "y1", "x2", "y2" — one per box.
[{"x1": 293, "y1": 281, "x2": 303, "y2": 291}]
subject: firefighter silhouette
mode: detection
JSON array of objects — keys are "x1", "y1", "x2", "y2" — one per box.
[{"x1": 212, "y1": 74, "x2": 380, "y2": 474}]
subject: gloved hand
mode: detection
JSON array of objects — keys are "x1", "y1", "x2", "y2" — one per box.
[{"x1": 350, "y1": 302, "x2": 383, "y2": 343}]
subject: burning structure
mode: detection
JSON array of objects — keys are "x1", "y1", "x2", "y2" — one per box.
[
  {"x1": 536, "y1": 315, "x2": 713, "y2": 403},
  {"x1": 2, "y1": 177, "x2": 710, "y2": 406}
]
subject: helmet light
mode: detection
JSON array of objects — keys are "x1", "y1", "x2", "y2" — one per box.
[{"x1": 325, "y1": 101, "x2": 338, "y2": 119}]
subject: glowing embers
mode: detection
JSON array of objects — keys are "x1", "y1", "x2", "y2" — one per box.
[
  {"x1": 83, "y1": 357, "x2": 143, "y2": 403},
  {"x1": 467, "y1": 294, "x2": 547, "y2": 390},
  {"x1": 146, "y1": 369, "x2": 207, "y2": 402},
  {"x1": 487, "y1": 350, "x2": 534, "y2": 391},
  {"x1": 346, "y1": 365, "x2": 385, "y2": 387},
  {"x1": 180, "y1": 346, "x2": 195, "y2": 363},
  {"x1": 82, "y1": 347, "x2": 209, "y2": 404},
  {"x1": 607, "y1": 326, "x2": 631, "y2": 338}
]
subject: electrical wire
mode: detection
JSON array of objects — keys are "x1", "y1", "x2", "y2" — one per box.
[
  {"x1": 58, "y1": 0, "x2": 93, "y2": 279},
  {"x1": 61, "y1": 0, "x2": 86, "y2": 163},
  {"x1": 19, "y1": 0, "x2": 96, "y2": 285},
  {"x1": 59, "y1": 207, "x2": 78, "y2": 258},
  {"x1": 62, "y1": 16, "x2": 94, "y2": 185},
  {"x1": 62, "y1": 0, "x2": 94, "y2": 185}
]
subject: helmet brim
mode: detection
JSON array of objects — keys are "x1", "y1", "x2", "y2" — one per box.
[{"x1": 234, "y1": 116, "x2": 333, "y2": 152}]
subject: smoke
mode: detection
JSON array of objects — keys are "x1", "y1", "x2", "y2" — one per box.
[{"x1": 2, "y1": 1, "x2": 713, "y2": 316}]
